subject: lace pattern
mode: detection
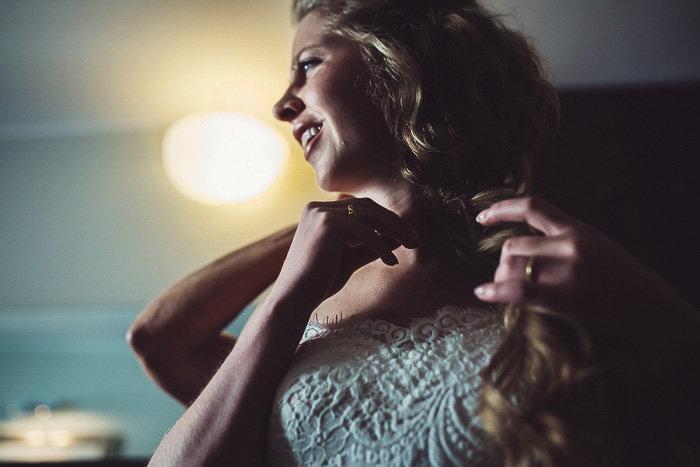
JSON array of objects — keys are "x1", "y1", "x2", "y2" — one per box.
[{"x1": 267, "y1": 306, "x2": 505, "y2": 466}]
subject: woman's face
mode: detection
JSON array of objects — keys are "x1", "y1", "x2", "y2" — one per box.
[{"x1": 273, "y1": 11, "x2": 399, "y2": 194}]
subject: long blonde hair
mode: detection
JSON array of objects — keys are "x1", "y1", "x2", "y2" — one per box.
[{"x1": 292, "y1": 0, "x2": 623, "y2": 464}]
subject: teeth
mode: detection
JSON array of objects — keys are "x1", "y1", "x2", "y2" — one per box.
[{"x1": 301, "y1": 126, "x2": 320, "y2": 149}]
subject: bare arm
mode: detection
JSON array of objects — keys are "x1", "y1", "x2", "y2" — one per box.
[
  {"x1": 147, "y1": 286, "x2": 312, "y2": 466},
  {"x1": 127, "y1": 225, "x2": 297, "y2": 405},
  {"x1": 147, "y1": 198, "x2": 419, "y2": 466}
]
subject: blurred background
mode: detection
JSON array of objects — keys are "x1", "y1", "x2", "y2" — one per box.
[{"x1": 1, "y1": 0, "x2": 699, "y2": 463}]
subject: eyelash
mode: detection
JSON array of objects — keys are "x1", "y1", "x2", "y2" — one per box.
[{"x1": 299, "y1": 58, "x2": 321, "y2": 73}]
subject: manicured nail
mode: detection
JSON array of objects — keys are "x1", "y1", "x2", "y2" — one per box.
[
  {"x1": 474, "y1": 285, "x2": 492, "y2": 298},
  {"x1": 476, "y1": 212, "x2": 487, "y2": 224}
]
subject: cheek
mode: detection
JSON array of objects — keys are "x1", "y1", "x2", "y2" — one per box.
[
  {"x1": 339, "y1": 84, "x2": 386, "y2": 133},
  {"x1": 314, "y1": 68, "x2": 390, "y2": 145}
]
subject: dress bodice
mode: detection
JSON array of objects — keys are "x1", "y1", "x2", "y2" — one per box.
[{"x1": 267, "y1": 306, "x2": 505, "y2": 466}]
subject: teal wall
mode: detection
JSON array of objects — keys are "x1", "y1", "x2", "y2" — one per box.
[
  {"x1": 0, "y1": 128, "x2": 306, "y2": 458},
  {"x1": 0, "y1": 303, "x2": 255, "y2": 458},
  {"x1": 0, "y1": 129, "x2": 296, "y2": 306}
]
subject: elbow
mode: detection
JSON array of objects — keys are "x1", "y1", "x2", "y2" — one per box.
[
  {"x1": 127, "y1": 299, "x2": 183, "y2": 373},
  {"x1": 126, "y1": 299, "x2": 168, "y2": 360},
  {"x1": 126, "y1": 308, "x2": 162, "y2": 363},
  {"x1": 126, "y1": 320, "x2": 170, "y2": 376},
  {"x1": 126, "y1": 320, "x2": 148, "y2": 357}
]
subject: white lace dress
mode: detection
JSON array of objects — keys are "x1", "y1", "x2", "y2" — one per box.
[{"x1": 267, "y1": 306, "x2": 505, "y2": 466}]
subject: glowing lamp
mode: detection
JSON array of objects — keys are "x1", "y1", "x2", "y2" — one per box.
[{"x1": 162, "y1": 112, "x2": 288, "y2": 204}]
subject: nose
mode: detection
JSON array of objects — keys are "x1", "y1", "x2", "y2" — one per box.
[{"x1": 273, "y1": 87, "x2": 304, "y2": 122}]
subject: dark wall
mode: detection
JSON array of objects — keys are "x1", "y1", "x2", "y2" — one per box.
[{"x1": 534, "y1": 82, "x2": 700, "y2": 308}]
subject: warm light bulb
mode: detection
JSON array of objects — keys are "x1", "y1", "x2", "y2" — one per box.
[{"x1": 162, "y1": 112, "x2": 288, "y2": 204}]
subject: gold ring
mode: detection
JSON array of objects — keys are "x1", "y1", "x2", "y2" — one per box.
[
  {"x1": 525, "y1": 256, "x2": 535, "y2": 282},
  {"x1": 347, "y1": 204, "x2": 359, "y2": 221}
]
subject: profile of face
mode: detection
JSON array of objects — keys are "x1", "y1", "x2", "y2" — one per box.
[{"x1": 273, "y1": 11, "x2": 399, "y2": 194}]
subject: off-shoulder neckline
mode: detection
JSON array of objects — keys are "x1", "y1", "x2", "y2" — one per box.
[{"x1": 302, "y1": 304, "x2": 504, "y2": 344}]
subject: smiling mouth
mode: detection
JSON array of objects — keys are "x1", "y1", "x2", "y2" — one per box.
[{"x1": 301, "y1": 125, "x2": 322, "y2": 149}]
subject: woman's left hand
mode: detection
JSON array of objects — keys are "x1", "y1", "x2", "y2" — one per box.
[
  {"x1": 474, "y1": 196, "x2": 700, "y2": 455},
  {"x1": 473, "y1": 197, "x2": 697, "y2": 345}
]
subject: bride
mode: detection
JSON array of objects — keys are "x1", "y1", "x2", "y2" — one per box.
[{"x1": 129, "y1": 0, "x2": 700, "y2": 465}]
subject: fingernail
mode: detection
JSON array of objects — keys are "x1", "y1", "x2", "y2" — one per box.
[
  {"x1": 476, "y1": 212, "x2": 487, "y2": 224},
  {"x1": 474, "y1": 285, "x2": 491, "y2": 298}
]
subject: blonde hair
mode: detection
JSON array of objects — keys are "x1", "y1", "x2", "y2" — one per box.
[
  {"x1": 293, "y1": 0, "x2": 557, "y2": 277},
  {"x1": 292, "y1": 0, "x2": 621, "y2": 464}
]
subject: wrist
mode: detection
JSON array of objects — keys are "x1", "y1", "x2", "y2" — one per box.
[{"x1": 262, "y1": 281, "x2": 322, "y2": 326}]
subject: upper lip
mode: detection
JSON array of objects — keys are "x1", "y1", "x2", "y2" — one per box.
[{"x1": 293, "y1": 121, "x2": 323, "y2": 148}]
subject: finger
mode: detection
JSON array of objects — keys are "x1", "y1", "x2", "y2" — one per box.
[
  {"x1": 340, "y1": 220, "x2": 400, "y2": 266},
  {"x1": 474, "y1": 280, "x2": 567, "y2": 311},
  {"x1": 493, "y1": 254, "x2": 571, "y2": 284},
  {"x1": 346, "y1": 236, "x2": 400, "y2": 270},
  {"x1": 331, "y1": 198, "x2": 419, "y2": 249},
  {"x1": 494, "y1": 255, "x2": 535, "y2": 283},
  {"x1": 476, "y1": 197, "x2": 576, "y2": 236},
  {"x1": 301, "y1": 201, "x2": 405, "y2": 266},
  {"x1": 500, "y1": 235, "x2": 579, "y2": 259}
]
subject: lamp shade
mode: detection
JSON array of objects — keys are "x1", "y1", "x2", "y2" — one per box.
[{"x1": 162, "y1": 112, "x2": 288, "y2": 204}]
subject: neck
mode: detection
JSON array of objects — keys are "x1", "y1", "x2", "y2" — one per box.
[
  {"x1": 349, "y1": 173, "x2": 425, "y2": 224},
  {"x1": 331, "y1": 175, "x2": 487, "y2": 321},
  {"x1": 348, "y1": 176, "x2": 448, "y2": 269}
]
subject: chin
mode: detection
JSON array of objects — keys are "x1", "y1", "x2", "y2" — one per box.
[
  {"x1": 312, "y1": 159, "x2": 369, "y2": 194},
  {"x1": 315, "y1": 175, "x2": 341, "y2": 193},
  {"x1": 312, "y1": 164, "x2": 341, "y2": 192}
]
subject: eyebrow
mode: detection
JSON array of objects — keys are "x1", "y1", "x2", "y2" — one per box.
[{"x1": 291, "y1": 43, "x2": 325, "y2": 70}]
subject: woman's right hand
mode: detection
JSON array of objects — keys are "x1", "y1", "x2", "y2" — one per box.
[
  {"x1": 270, "y1": 197, "x2": 419, "y2": 314},
  {"x1": 146, "y1": 197, "x2": 418, "y2": 467}
]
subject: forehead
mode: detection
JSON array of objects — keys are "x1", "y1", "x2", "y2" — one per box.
[{"x1": 292, "y1": 10, "x2": 345, "y2": 57}]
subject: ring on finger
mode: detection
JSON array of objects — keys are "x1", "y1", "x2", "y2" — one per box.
[
  {"x1": 347, "y1": 204, "x2": 359, "y2": 221},
  {"x1": 525, "y1": 256, "x2": 535, "y2": 282}
]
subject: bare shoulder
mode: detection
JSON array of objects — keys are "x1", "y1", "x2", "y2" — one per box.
[{"x1": 310, "y1": 255, "x2": 482, "y2": 329}]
